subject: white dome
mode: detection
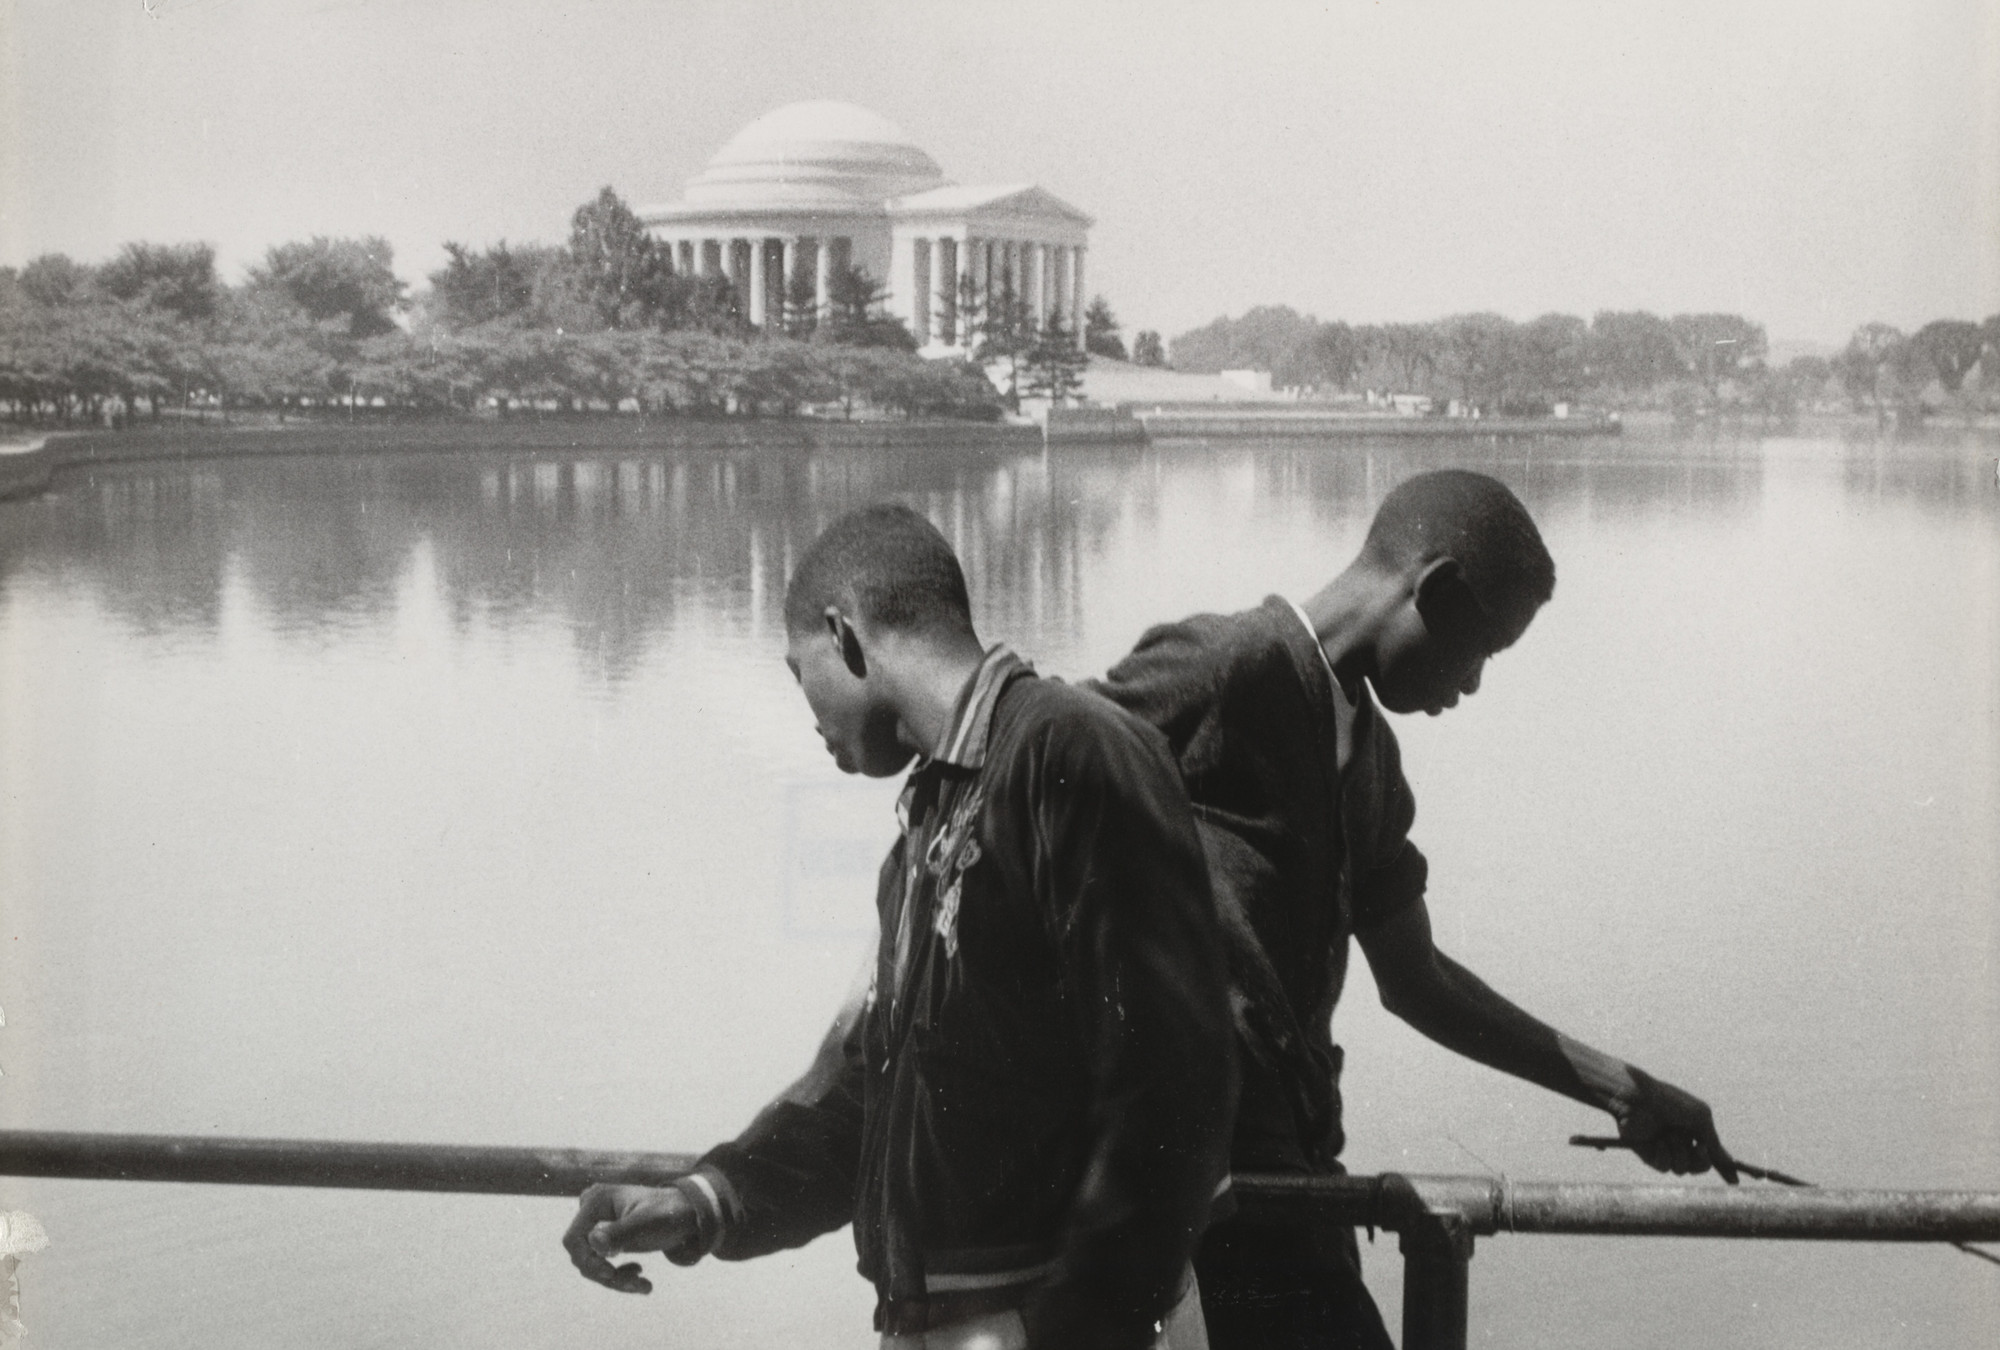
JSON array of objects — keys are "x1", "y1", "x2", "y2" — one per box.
[{"x1": 680, "y1": 101, "x2": 947, "y2": 211}]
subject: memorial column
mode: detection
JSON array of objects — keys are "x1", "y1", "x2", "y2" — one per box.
[
  {"x1": 1070, "y1": 245, "x2": 1086, "y2": 349},
  {"x1": 953, "y1": 235, "x2": 973, "y2": 348},
  {"x1": 814, "y1": 237, "x2": 831, "y2": 318},
  {"x1": 748, "y1": 238, "x2": 768, "y2": 328},
  {"x1": 912, "y1": 237, "x2": 933, "y2": 346},
  {"x1": 937, "y1": 237, "x2": 958, "y2": 346},
  {"x1": 781, "y1": 237, "x2": 799, "y2": 326}
]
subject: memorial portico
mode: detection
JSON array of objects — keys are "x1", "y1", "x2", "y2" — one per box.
[{"x1": 640, "y1": 101, "x2": 1091, "y2": 355}]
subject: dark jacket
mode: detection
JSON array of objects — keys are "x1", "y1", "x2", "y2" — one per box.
[
  {"x1": 681, "y1": 655, "x2": 1236, "y2": 1348},
  {"x1": 1090, "y1": 597, "x2": 1429, "y2": 1171}
]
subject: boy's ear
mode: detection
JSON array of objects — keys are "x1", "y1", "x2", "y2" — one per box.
[
  {"x1": 1412, "y1": 557, "x2": 1488, "y2": 637},
  {"x1": 1412, "y1": 556, "x2": 1469, "y2": 608},
  {"x1": 825, "y1": 607, "x2": 867, "y2": 678}
]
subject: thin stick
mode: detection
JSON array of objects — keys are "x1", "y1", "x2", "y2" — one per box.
[{"x1": 1568, "y1": 1134, "x2": 1811, "y2": 1186}]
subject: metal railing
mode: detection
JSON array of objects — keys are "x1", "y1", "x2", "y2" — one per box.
[{"x1": 5, "y1": 1130, "x2": 1998, "y2": 1350}]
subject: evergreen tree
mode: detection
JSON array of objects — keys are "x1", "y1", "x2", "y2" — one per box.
[
  {"x1": 1024, "y1": 315, "x2": 1087, "y2": 405},
  {"x1": 565, "y1": 187, "x2": 674, "y2": 331},
  {"x1": 970, "y1": 274, "x2": 1036, "y2": 408},
  {"x1": 783, "y1": 263, "x2": 820, "y2": 338},
  {"x1": 1083, "y1": 295, "x2": 1126, "y2": 360},
  {"x1": 819, "y1": 263, "x2": 915, "y2": 349},
  {"x1": 1131, "y1": 330, "x2": 1166, "y2": 367}
]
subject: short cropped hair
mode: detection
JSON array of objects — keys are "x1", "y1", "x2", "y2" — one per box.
[
  {"x1": 785, "y1": 502, "x2": 974, "y2": 637},
  {"x1": 1362, "y1": 470, "x2": 1556, "y2": 620}
]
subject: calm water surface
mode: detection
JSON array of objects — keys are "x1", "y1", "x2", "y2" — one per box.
[{"x1": 1, "y1": 425, "x2": 1995, "y2": 1348}]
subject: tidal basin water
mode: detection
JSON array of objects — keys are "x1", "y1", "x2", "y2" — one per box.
[{"x1": 1, "y1": 424, "x2": 1995, "y2": 1349}]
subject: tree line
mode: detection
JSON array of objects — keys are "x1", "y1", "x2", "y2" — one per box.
[
  {"x1": 0, "y1": 189, "x2": 1052, "y2": 427},
  {"x1": 1167, "y1": 305, "x2": 2000, "y2": 417}
]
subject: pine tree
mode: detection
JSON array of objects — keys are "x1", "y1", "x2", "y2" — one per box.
[
  {"x1": 1083, "y1": 295, "x2": 1126, "y2": 361},
  {"x1": 1024, "y1": 315, "x2": 1088, "y2": 405}
]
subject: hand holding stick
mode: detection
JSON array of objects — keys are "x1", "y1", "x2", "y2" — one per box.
[{"x1": 1569, "y1": 1135, "x2": 1808, "y2": 1186}]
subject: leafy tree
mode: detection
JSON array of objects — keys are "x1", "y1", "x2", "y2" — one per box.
[
  {"x1": 1083, "y1": 295, "x2": 1126, "y2": 361},
  {"x1": 208, "y1": 289, "x2": 336, "y2": 416},
  {"x1": 1023, "y1": 316, "x2": 1088, "y2": 405},
  {"x1": 1908, "y1": 320, "x2": 1985, "y2": 394},
  {"x1": 1357, "y1": 323, "x2": 1437, "y2": 392},
  {"x1": 1168, "y1": 305, "x2": 1315, "y2": 373},
  {"x1": 1832, "y1": 322, "x2": 1905, "y2": 410},
  {"x1": 1588, "y1": 311, "x2": 1685, "y2": 391},
  {"x1": 1515, "y1": 313, "x2": 1591, "y2": 404},
  {"x1": 1780, "y1": 354, "x2": 1833, "y2": 411},
  {"x1": 17, "y1": 254, "x2": 95, "y2": 308},
  {"x1": 1436, "y1": 313, "x2": 1517, "y2": 410},
  {"x1": 428, "y1": 241, "x2": 549, "y2": 330},
  {"x1": 737, "y1": 339, "x2": 835, "y2": 416},
  {"x1": 0, "y1": 292, "x2": 187, "y2": 423},
  {"x1": 1277, "y1": 321, "x2": 1361, "y2": 391},
  {"x1": 96, "y1": 242, "x2": 220, "y2": 321},
  {"x1": 250, "y1": 236, "x2": 406, "y2": 337},
  {"x1": 1667, "y1": 313, "x2": 1767, "y2": 401},
  {"x1": 1131, "y1": 330, "x2": 1166, "y2": 367}
]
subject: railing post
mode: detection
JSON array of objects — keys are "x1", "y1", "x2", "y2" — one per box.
[{"x1": 1400, "y1": 1209, "x2": 1474, "y2": 1350}]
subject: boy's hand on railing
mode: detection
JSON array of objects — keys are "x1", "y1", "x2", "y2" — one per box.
[
  {"x1": 1616, "y1": 1068, "x2": 1739, "y2": 1184},
  {"x1": 562, "y1": 1183, "x2": 698, "y2": 1293}
]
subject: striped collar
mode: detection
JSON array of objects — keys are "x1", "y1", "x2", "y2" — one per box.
[{"x1": 930, "y1": 644, "x2": 1031, "y2": 770}]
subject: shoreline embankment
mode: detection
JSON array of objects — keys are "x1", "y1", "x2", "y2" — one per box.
[
  {"x1": 7, "y1": 408, "x2": 1987, "y2": 503},
  {"x1": 0, "y1": 417, "x2": 1042, "y2": 500}
]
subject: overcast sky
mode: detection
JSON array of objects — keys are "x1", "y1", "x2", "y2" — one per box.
[{"x1": 5, "y1": 0, "x2": 1995, "y2": 345}]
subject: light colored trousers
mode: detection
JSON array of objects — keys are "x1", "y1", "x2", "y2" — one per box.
[{"x1": 880, "y1": 1276, "x2": 1208, "y2": 1350}]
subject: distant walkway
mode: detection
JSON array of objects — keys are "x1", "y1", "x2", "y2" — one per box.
[{"x1": 1081, "y1": 357, "x2": 1293, "y2": 406}]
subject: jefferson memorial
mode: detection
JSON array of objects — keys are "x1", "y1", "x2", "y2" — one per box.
[{"x1": 640, "y1": 101, "x2": 1092, "y2": 354}]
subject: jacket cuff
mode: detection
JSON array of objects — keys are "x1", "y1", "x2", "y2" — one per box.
[{"x1": 663, "y1": 1166, "x2": 739, "y2": 1266}]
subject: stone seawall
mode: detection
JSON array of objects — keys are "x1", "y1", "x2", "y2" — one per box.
[
  {"x1": 1131, "y1": 409, "x2": 1621, "y2": 439},
  {"x1": 0, "y1": 440, "x2": 53, "y2": 499},
  {"x1": 0, "y1": 418, "x2": 1042, "y2": 499}
]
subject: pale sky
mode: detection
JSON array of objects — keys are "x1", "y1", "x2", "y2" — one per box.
[{"x1": 4, "y1": 0, "x2": 1995, "y2": 346}]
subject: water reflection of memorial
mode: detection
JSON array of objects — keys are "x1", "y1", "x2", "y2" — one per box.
[{"x1": 2, "y1": 429, "x2": 1991, "y2": 686}]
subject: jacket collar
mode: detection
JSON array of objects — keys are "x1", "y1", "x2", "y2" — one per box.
[{"x1": 930, "y1": 644, "x2": 1031, "y2": 771}]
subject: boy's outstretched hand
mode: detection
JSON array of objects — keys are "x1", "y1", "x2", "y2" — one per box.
[
  {"x1": 1616, "y1": 1068, "x2": 1739, "y2": 1183},
  {"x1": 562, "y1": 1183, "x2": 700, "y2": 1293}
]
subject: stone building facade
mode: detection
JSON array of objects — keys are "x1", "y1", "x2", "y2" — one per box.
[{"x1": 639, "y1": 101, "x2": 1091, "y2": 353}]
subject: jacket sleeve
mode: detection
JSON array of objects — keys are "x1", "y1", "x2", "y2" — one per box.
[
  {"x1": 1085, "y1": 616, "x2": 1229, "y2": 753},
  {"x1": 1019, "y1": 704, "x2": 1238, "y2": 1350},
  {"x1": 1347, "y1": 699, "x2": 1430, "y2": 933},
  {"x1": 674, "y1": 950, "x2": 874, "y2": 1262}
]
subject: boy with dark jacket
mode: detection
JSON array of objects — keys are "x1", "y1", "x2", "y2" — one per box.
[
  {"x1": 1091, "y1": 469, "x2": 1735, "y2": 1348},
  {"x1": 563, "y1": 504, "x2": 1236, "y2": 1350}
]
